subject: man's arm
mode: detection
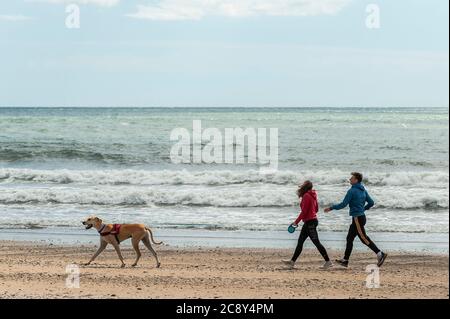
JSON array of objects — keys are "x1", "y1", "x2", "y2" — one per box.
[
  {"x1": 364, "y1": 191, "x2": 375, "y2": 210},
  {"x1": 331, "y1": 189, "x2": 353, "y2": 211}
]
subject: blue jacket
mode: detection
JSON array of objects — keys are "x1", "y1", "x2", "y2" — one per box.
[{"x1": 331, "y1": 183, "x2": 375, "y2": 217}]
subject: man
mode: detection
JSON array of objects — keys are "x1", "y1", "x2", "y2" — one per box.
[{"x1": 324, "y1": 172, "x2": 387, "y2": 268}]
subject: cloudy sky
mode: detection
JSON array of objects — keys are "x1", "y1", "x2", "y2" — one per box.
[{"x1": 0, "y1": 0, "x2": 448, "y2": 107}]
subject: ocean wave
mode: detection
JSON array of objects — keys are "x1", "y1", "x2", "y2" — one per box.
[
  {"x1": 0, "y1": 145, "x2": 154, "y2": 164},
  {"x1": 0, "y1": 143, "x2": 443, "y2": 169},
  {"x1": 0, "y1": 168, "x2": 448, "y2": 187},
  {"x1": 375, "y1": 159, "x2": 432, "y2": 167},
  {"x1": 0, "y1": 186, "x2": 447, "y2": 209}
]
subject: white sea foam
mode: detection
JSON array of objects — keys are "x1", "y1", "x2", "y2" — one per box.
[
  {"x1": 0, "y1": 168, "x2": 448, "y2": 187},
  {"x1": 0, "y1": 183, "x2": 447, "y2": 209}
]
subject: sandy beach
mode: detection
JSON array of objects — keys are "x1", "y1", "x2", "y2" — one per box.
[{"x1": 0, "y1": 240, "x2": 447, "y2": 299}]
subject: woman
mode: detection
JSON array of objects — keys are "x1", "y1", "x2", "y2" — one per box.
[{"x1": 282, "y1": 181, "x2": 333, "y2": 269}]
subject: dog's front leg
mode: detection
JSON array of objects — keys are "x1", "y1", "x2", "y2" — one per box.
[
  {"x1": 112, "y1": 242, "x2": 126, "y2": 268},
  {"x1": 85, "y1": 240, "x2": 108, "y2": 266}
]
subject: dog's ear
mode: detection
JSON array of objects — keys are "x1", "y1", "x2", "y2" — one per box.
[{"x1": 95, "y1": 217, "x2": 103, "y2": 224}]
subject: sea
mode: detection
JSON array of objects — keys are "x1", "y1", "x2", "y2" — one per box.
[{"x1": 0, "y1": 107, "x2": 448, "y2": 253}]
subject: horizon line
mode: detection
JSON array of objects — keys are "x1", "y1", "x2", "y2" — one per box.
[{"x1": 0, "y1": 106, "x2": 449, "y2": 109}]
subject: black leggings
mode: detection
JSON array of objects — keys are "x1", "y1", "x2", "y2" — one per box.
[
  {"x1": 292, "y1": 219, "x2": 330, "y2": 262},
  {"x1": 344, "y1": 215, "x2": 380, "y2": 260}
]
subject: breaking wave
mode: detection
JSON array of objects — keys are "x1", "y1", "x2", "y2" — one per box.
[
  {"x1": 0, "y1": 185, "x2": 447, "y2": 209},
  {"x1": 0, "y1": 168, "x2": 448, "y2": 187}
]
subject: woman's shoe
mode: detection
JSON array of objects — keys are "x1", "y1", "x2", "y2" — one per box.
[
  {"x1": 282, "y1": 259, "x2": 295, "y2": 269},
  {"x1": 320, "y1": 261, "x2": 333, "y2": 270}
]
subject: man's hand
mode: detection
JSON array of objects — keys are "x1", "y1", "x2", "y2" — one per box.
[{"x1": 324, "y1": 207, "x2": 332, "y2": 213}]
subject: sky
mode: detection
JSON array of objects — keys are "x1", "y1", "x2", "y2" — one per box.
[{"x1": 0, "y1": 0, "x2": 448, "y2": 107}]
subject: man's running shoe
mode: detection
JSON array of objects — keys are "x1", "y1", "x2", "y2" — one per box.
[{"x1": 377, "y1": 252, "x2": 388, "y2": 267}]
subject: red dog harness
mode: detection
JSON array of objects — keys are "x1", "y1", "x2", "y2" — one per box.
[{"x1": 98, "y1": 224, "x2": 122, "y2": 244}]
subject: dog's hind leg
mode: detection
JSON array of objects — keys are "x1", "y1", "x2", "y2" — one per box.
[
  {"x1": 131, "y1": 237, "x2": 142, "y2": 267},
  {"x1": 142, "y1": 236, "x2": 161, "y2": 268}
]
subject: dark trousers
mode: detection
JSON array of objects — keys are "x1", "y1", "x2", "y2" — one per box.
[
  {"x1": 292, "y1": 219, "x2": 330, "y2": 262},
  {"x1": 344, "y1": 215, "x2": 380, "y2": 260}
]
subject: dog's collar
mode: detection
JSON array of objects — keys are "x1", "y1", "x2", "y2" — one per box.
[{"x1": 98, "y1": 224, "x2": 106, "y2": 233}]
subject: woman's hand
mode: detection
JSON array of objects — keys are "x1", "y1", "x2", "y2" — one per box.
[{"x1": 324, "y1": 207, "x2": 332, "y2": 213}]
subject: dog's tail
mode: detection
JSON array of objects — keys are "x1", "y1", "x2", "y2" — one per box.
[{"x1": 145, "y1": 227, "x2": 163, "y2": 245}]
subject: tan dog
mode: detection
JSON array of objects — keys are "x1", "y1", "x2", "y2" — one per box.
[{"x1": 82, "y1": 216, "x2": 162, "y2": 268}]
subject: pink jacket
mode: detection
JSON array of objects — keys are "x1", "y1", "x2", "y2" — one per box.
[{"x1": 295, "y1": 190, "x2": 319, "y2": 224}]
